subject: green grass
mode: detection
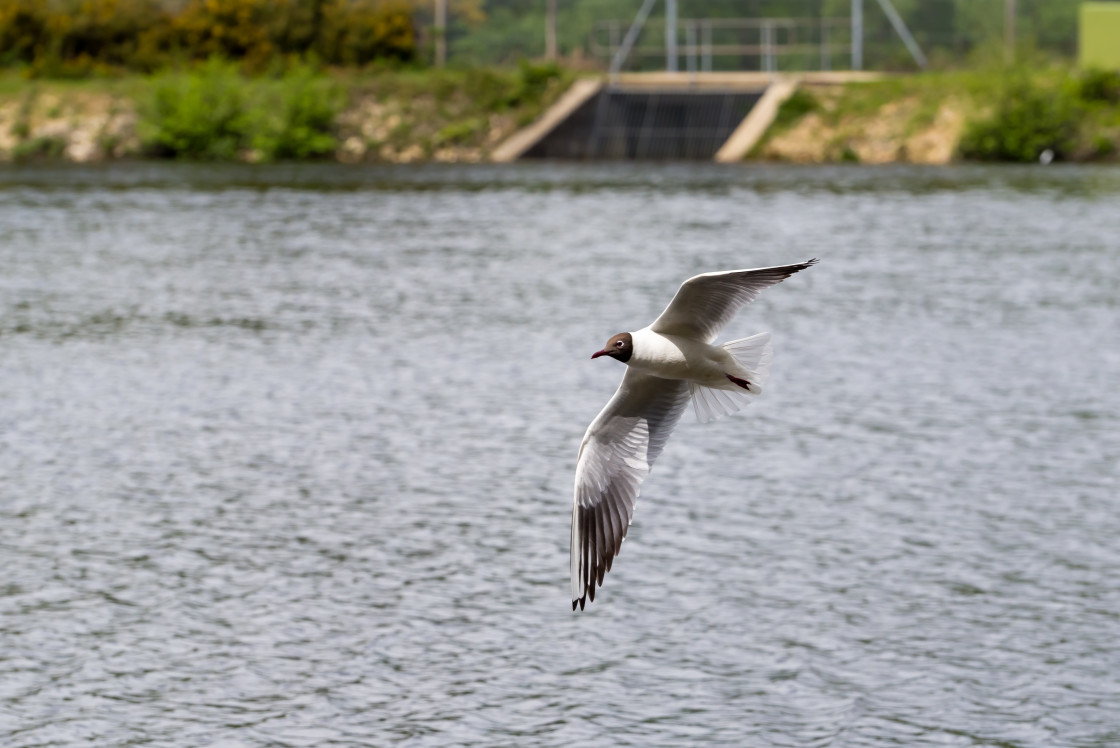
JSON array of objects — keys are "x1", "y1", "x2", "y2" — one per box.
[
  {"x1": 821, "y1": 71, "x2": 992, "y2": 127},
  {"x1": 758, "y1": 68, "x2": 1120, "y2": 163},
  {"x1": 336, "y1": 61, "x2": 572, "y2": 155},
  {"x1": 348, "y1": 61, "x2": 570, "y2": 118},
  {"x1": 0, "y1": 71, "x2": 148, "y2": 98}
]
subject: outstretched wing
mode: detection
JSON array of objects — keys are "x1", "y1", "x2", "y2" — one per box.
[
  {"x1": 650, "y1": 259, "x2": 817, "y2": 342},
  {"x1": 571, "y1": 369, "x2": 691, "y2": 610}
]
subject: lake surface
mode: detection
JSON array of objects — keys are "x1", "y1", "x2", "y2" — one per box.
[{"x1": 1, "y1": 162, "x2": 1119, "y2": 747}]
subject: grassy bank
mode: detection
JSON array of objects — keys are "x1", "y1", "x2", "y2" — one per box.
[
  {"x1": 0, "y1": 61, "x2": 572, "y2": 163},
  {"x1": 4, "y1": 65, "x2": 1120, "y2": 165},
  {"x1": 753, "y1": 68, "x2": 1120, "y2": 164}
]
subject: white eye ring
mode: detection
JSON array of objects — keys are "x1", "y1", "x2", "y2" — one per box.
[{"x1": 616, "y1": 340, "x2": 624, "y2": 347}]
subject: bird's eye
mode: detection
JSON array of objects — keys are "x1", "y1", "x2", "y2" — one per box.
[{"x1": 615, "y1": 340, "x2": 624, "y2": 347}]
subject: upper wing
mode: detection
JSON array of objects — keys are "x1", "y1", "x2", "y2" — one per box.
[
  {"x1": 571, "y1": 368, "x2": 691, "y2": 610},
  {"x1": 650, "y1": 259, "x2": 818, "y2": 342}
]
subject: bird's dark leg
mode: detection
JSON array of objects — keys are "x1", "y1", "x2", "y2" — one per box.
[{"x1": 726, "y1": 374, "x2": 752, "y2": 390}]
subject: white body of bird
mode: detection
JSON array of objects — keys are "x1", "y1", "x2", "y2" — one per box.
[{"x1": 627, "y1": 327, "x2": 763, "y2": 394}]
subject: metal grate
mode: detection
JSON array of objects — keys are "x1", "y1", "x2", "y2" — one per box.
[{"x1": 523, "y1": 89, "x2": 762, "y2": 161}]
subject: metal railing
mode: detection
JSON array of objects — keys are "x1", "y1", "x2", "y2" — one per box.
[{"x1": 593, "y1": 16, "x2": 853, "y2": 75}]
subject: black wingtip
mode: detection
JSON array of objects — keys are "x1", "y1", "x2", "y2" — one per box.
[{"x1": 776, "y1": 259, "x2": 818, "y2": 279}]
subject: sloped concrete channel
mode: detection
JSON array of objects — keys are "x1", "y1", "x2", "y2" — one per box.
[
  {"x1": 492, "y1": 72, "x2": 883, "y2": 163},
  {"x1": 524, "y1": 88, "x2": 763, "y2": 160}
]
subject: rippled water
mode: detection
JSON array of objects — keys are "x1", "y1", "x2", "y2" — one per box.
[{"x1": 2, "y1": 163, "x2": 1119, "y2": 746}]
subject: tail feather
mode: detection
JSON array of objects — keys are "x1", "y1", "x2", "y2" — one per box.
[
  {"x1": 689, "y1": 332, "x2": 773, "y2": 423},
  {"x1": 722, "y1": 332, "x2": 772, "y2": 386}
]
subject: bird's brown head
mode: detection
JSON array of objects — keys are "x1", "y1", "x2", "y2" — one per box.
[{"x1": 591, "y1": 332, "x2": 633, "y2": 363}]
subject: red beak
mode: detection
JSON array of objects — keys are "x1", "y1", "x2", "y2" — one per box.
[{"x1": 591, "y1": 350, "x2": 608, "y2": 359}]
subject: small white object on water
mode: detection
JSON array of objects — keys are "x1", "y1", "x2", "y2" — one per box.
[{"x1": 1040, "y1": 149, "x2": 1055, "y2": 165}]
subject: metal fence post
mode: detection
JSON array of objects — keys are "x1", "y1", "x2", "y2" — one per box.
[
  {"x1": 666, "y1": 0, "x2": 678, "y2": 72},
  {"x1": 434, "y1": 0, "x2": 447, "y2": 66},
  {"x1": 701, "y1": 19, "x2": 712, "y2": 71},
  {"x1": 546, "y1": 0, "x2": 557, "y2": 60},
  {"x1": 1005, "y1": 0, "x2": 1016, "y2": 63},
  {"x1": 762, "y1": 21, "x2": 773, "y2": 73},
  {"x1": 822, "y1": 18, "x2": 831, "y2": 71},
  {"x1": 686, "y1": 21, "x2": 698, "y2": 74},
  {"x1": 851, "y1": 0, "x2": 862, "y2": 70}
]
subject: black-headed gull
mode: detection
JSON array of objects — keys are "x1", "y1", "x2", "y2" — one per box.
[{"x1": 571, "y1": 260, "x2": 817, "y2": 610}]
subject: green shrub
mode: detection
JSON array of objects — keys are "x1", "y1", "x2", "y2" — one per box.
[
  {"x1": 316, "y1": 0, "x2": 416, "y2": 66},
  {"x1": 435, "y1": 117, "x2": 483, "y2": 146},
  {"x1": 10, "y1": 86, "x2": 35, "y2": 138},
  {"x1": 58, "y1": 0, "x2": 172, "y2": 71},
  {"x1": 461, "y1": 67, "x2": 508, "y2": 110},
  {"x1": 773, "y1": 88, "x2": 818, "y2": 129},
  {"x1": 1078, "y1": 68, "x2": 1120, "y2": 105},
  {"x1": 138, "y1": 59, "x2": 342, "y2": 160},
  {"x1": 249, "y1": 63, "x2": 342, "y2": 160},
  {"x1": 511, "y1": 60, "x2": 561, "y2": 105},
  {"x1": 462, "y1": 61, "x2": 561, "y2": 114},
  {"x1": 958, "y1": 77, "x2": 1080, "y2": 162},
  {"x1": 0, "y1": 0, "x2": 174, "y2": 73},
  {"x1": 1089, "y1": 134, "x2": 1117, "y2": 158},
  {"x1": 0, "y1": 0, "x2": 51, "y2": 66},
  {"x1": 12, "y1": 135, "x2": 66, "y2": 161},
  {"x1": 139, "y1": 59, "x2": 250, "y2": 159}
]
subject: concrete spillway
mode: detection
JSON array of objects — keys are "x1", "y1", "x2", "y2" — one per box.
[
  {"x1": 491, "y1": 72, "x2": 885, "y2": 163},
  {"x1": 523, "y1": 88, "x2": 763, "y2": 160}
]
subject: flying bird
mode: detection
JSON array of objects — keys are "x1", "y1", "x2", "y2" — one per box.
[{"x1": 571, "y1": 259, "x2": 817, "y2": 610}]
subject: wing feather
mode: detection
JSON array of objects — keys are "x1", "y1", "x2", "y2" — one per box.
[
  {"x1": 571, "y1": 369, "x2": 691, "y2": 610},
  {"x1": 650, "y1": 259, "x2": 817, "y2": 342}
]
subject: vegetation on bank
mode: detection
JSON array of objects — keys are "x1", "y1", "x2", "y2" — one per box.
[
  {"x1": 4, "y1": 63, "x2": 1120, "y2": 165},
  {"x1": 0, "y1": 0, "x2": 1112, "y2": 165},
  {"x1": 140, "y1": 60, "x2": 344, "y2": 160},
  {"x1": 756, "y1": 67, "x2": 1120, "y2": 164},
  {"x1": 960, "y1": 69, "x2": 1120, "y2": 162},
  {"x1": 0, "y1": 61, "x2": 571, "y2": 163},
  {"x1": 0, "y1": 2, "x2": 1117, "y2": 169}
]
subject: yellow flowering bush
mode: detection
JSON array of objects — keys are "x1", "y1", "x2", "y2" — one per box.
[{"x1": 0, "y1": 0, "x2": 418, "y2": 74}]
